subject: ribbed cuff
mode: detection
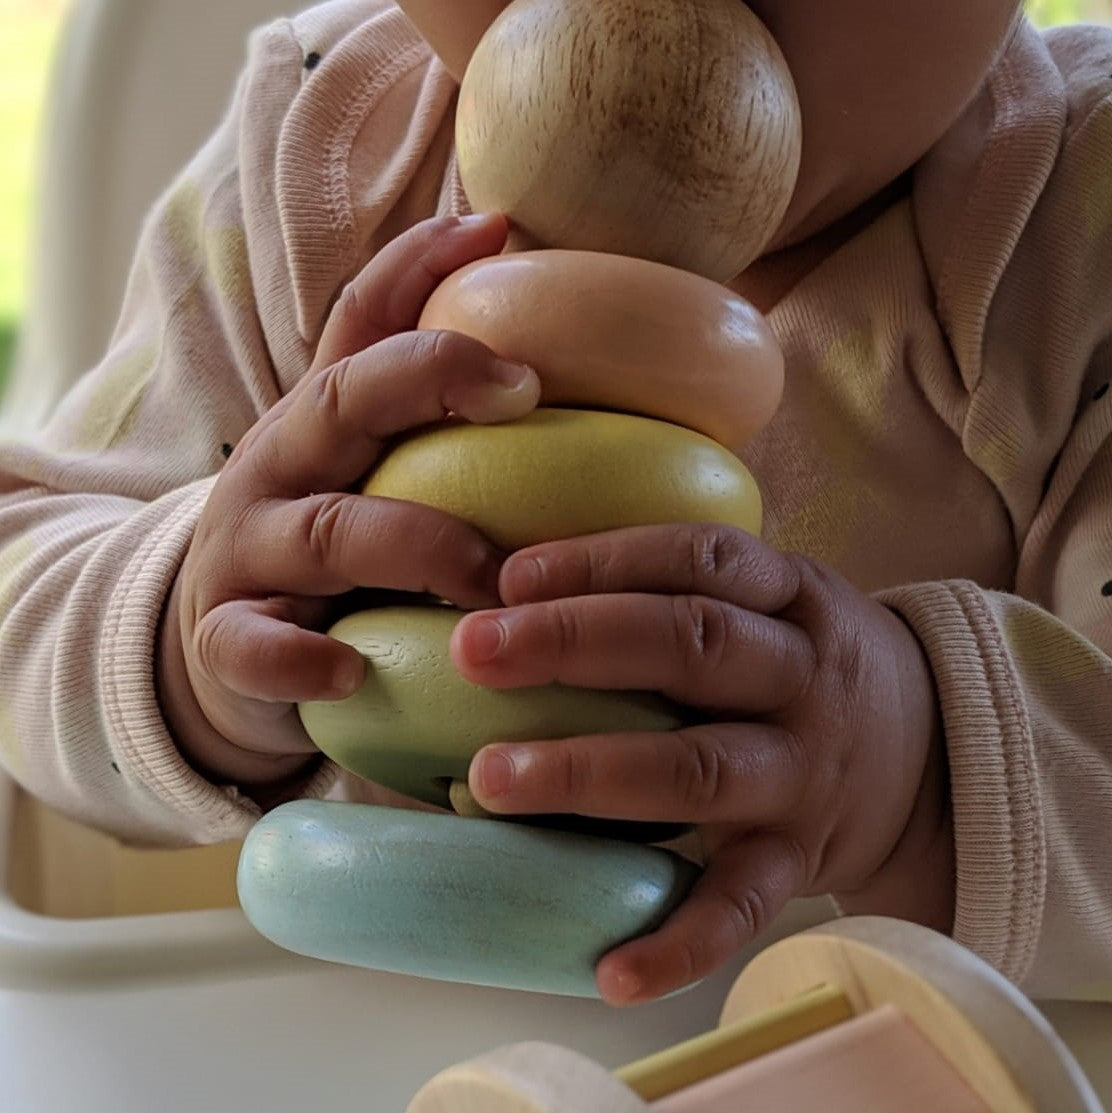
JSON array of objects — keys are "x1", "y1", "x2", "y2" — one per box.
[
  {"x1": 877, "y1": 580, "x2": 1046, "y2": 984},
  {"x1": 99, "y1": 477, "x2": 339, "y2": 844}
]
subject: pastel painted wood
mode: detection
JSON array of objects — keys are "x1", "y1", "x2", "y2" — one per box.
[
  {"x1": 299, "y1": 603, "x2": 684, "y2": 815},
  {"x1": 650, "y1": 1005, "x2": 994, "y2": 1113},
  {"x1": 236, "y1": 802, "x2": 698, "y2": 998},
  {"x1": 396, "y1": 919, "x2": 1104, "y2": 1113},
  {"x1": 417, "y1": 253, "x2": 785, "y2": 453},
  {"x1": 722, "y1": 918, "x2": 1103, "y2": 1113},
  {"x1": 616, "y1": 982, "x2": 853, "y2": 1101}
]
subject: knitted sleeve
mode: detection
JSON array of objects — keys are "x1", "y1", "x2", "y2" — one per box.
[
  {"x1": 887, "y1": 24, "x2": 1112, "y2": 997},
  {"x1": 0, "y1": 0, "x2": 453, "y2": 844}
]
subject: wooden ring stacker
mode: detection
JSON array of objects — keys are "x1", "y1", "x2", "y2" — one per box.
[
  {"x1": 238, "y1": 0, "x2": 801, "y2": 994},
  {"x1": 404, "y1": 918, "x2": 1105, "y2": 1113}
]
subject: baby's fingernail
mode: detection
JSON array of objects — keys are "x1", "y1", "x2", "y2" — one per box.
[
  {"x1": 598, "y1": 962, "x2": 643, "y2": 1005},
  {"x1": 463, "y1": 615, "x2": 507, "y2": 663},
  {"x1": 504, "y1": 555, "x2": 542, "y2": 599},
  {"x1": 453, "y1": 363, "x2": 537, "y2": 423},
  {"x1": 492, "y1": 358, "x2": 535, "y2": 391},
  {"x1": 331, "y1": 654, "x2": 365, "y2": 697},
  {"x1": 473, "y1": 747, "x2": 518, "y2": 798},
  {"x1": 456, "y1": 212, "x2": 500, "y2": 229}
]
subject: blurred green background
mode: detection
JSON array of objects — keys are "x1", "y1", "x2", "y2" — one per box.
[
  {"x1": 0, "y1": 0, "x2": 64, "y2": 384},
  {"x1": 0, "y1": 0, "x2": 1110, "y2": 388}
]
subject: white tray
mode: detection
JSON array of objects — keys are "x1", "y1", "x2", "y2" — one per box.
[{"x1": 1, "y1": 774, "x2": 1109, "y2": 1112}]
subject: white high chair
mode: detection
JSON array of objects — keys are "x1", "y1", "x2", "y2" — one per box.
[
  {"x1": 3, "y1": 0, "x2": 295, "y2": 429},
  {"x1": 0, "y1": 2, "x2": 1109, "y2": 1111}
]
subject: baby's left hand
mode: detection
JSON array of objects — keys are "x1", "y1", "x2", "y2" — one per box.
[{"x1": 451, "y1": 523, "x2": 955, "y2": 1004}]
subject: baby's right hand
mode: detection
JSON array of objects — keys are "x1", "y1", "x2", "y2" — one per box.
[{"x1": 157, "y1": 214, "x2": 539, "y2": 796}]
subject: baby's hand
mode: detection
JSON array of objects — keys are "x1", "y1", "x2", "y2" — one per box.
[
  {"x1": 452, "y1": 524, "x2": 954, "y2": 1004},
  {"x1": 159, "y1": 214, "x2": 539, "y2": 795}
]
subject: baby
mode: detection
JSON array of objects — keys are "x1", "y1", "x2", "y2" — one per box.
[{"x1": 0, "y1": 0, "x2": 1109, "y2": 1008}]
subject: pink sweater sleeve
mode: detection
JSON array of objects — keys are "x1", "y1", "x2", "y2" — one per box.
[
  {"x1": 884, "y1": 24, "x2": 1112, "y2": 997},
  {"x1": 0, "y1": 0, "x2": 455, "y2": 845}
]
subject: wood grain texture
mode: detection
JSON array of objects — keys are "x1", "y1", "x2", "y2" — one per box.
[
  {"x1": 457, "y1": 0, "x2": 801, "y2": 281},
  {"x1": 10, "y1": 787, "x2": 238, "y2": 918},
  {"x1": 236, "y1": 802, "x2": 697, "y2": 997},
  {"x1": 406, "y1": 1041, "x2": 649, "y2": 1113},
  {"x1": 721, "y1": 918, "x2": 1103, "y2": 1113}
]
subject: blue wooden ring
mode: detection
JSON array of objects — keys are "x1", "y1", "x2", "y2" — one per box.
[{"x1": 237, "y1": 801, "x2": 699, "y2": 998}]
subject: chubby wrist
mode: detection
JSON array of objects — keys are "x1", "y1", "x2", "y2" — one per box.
[
  {"x1": 834, "y1": 715, "x2": 955, "y2": 933},
  {"x1": 155, "y1": 577, "x2": 318, "y2": 799}
]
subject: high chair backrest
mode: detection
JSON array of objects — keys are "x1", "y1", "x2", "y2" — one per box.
[{"x1": 3, "y1": 0, "x2": 293, "y2": 431}]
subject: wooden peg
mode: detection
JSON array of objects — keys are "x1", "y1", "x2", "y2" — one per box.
[{"x1": 616, "y1": 982, "x2": 853, "y2": 1101}]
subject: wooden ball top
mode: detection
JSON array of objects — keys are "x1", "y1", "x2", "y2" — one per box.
[{"x1": 455, "y1": 0, "x2": 801, "y2": 281}]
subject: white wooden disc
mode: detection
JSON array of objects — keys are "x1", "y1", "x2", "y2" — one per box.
[
  {"x1": 720, "y1": 917, "x2": 1103, "y2": 1113},
  {"x1": 405, "y1": 1041, "x2": 649, "y2": 1113}
]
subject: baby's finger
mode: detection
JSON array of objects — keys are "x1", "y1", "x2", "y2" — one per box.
[
  {"x1": 500, "y1": 523, "x2": 801, "y2": 614},
  {"x1": 451, "y1": 594, "x2": 814, "y2": 713},
  {"x1": 247, "y1": 330, "x2": 538, "y2": 498},
  {"x1": 469, "y1": 722, "x2": 805, "y2": 826},
  {"x1": 312, "y1": 213, "x2": 510, "y2": 372},
  {"x1": 193, "y1": 598, "x2": 364, "y2": 704},
  {"x1": 221, "y1": 493, "x2": 503, "y2": 610},
  {"x1": 595, "y1": 833, "x2": 805, "y2": 1005}
]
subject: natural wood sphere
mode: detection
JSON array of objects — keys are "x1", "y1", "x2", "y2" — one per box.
[{"x1": 456, "y1": 0, "x2": 802, "y2": 282}]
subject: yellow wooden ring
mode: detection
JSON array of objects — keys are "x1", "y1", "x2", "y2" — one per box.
[
  {"x1": 362, "y1": 408, "x2": 762, "y2": 550},
  {"x1": 309, "y1": 408, "x2": 759, "y2": 834}
]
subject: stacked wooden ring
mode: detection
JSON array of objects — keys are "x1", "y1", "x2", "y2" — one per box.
[{"x1": 238, "y1": 0, "x2": 801, "y2": 996}]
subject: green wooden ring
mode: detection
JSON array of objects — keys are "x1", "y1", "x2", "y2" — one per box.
[
  {"x1": 237, "y1": 801, "x2": 699, "y2": 997},
  {"x1": 299, "y1": 604, "x2": 688, "y2": 843}
]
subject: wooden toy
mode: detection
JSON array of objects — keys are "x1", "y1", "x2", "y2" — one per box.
[
  {"x1": 298, "y1": 604, "x2": 686, "y2": 817},
  {"x1": 403, "y1": 918, "x2": 1105, "y2": 1113},
  {"x1": 236, "y1": 802, "x2": 697, "y2": 997},
  {"x1": 647, "y1": 1006, "x2": 996, "y2": 1113},
  {"x1": 454, "y1": 0, "x2": 800, "y2": 281},
  {"x1": 615, "y1": 982, "x2": 853, "y2": 1100},
  {"x1": 415, "y1": 252, "x2": 783, "y2": 453},
  {"x1": 241, "y1": 0, "x2": 800, "y2": 993}
]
